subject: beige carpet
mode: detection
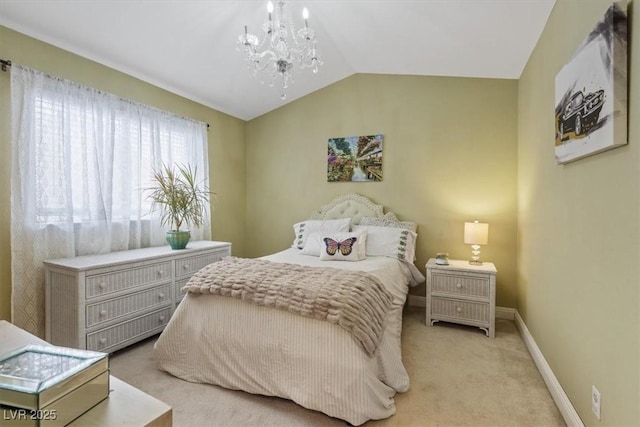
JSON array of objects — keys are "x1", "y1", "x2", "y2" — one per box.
[{"x1": 109, "y1": 308, "x2": 566, "y2": 427}]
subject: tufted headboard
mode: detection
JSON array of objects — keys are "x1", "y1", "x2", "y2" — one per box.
[{"x1": 308, "y1": 193, "x2": 384, "y2": 224}]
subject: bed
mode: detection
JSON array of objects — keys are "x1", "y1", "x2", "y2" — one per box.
[{"x1": 153, "y1": 193, "x2": 425, "y2": 425}]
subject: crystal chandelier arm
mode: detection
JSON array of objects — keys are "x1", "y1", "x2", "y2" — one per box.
[{"x1": 245, "y1": 50, "x2": 279, "y2": 76}]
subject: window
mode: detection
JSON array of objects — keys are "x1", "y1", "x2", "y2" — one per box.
[
  {"x1": 32, "y1": 94, "x2": 196, "y2": 225},
  {"x1": 12, "y1": 64, "x2": 209, "y2": 252},
  {"x1": 10, "y1": 63, "x2": 210, "y2": 339}
]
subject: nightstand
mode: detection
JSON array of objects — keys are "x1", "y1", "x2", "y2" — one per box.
[{"x1": 426, "y1": 258, "x2": 497, "y2": 337}]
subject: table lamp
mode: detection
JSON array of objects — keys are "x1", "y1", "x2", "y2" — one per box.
[{"x1": 464, "y1": 220, "x2": 489, "y2": 265}]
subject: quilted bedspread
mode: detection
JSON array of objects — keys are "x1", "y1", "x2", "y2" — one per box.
[{"x1": 182, "y1": 256, "x2": 393, "y2": 357}]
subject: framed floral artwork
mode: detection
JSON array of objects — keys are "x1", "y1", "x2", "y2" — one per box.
[{"x1": 327, "y1": 134, "x2": 383, "y2": 182}]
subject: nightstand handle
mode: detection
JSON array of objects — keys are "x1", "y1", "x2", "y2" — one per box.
[
  {"x1": 456, "y1": 283, "x2": 462, "y2": 289},
  {"x1": 456, "y1": 307, "x2": 462, "y2": 313}
]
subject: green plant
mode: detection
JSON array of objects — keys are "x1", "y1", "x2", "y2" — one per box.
[{"x1": 146, "y1": 163, "x2": 213, "y2": 232}]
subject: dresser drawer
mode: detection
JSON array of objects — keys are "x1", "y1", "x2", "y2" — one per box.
[
  {"x1": 174, "y1": 277, "x2": 191, "y2": 303},
  {"x1": 431, "y1": 272, "x2": 490, "y2": 298},
  {"x1": 175, "y1": 250, "x2": 228, "y2": 278},
  {"x1": 86, "y1": 261, "x2": 172, "y2": 299},
  {"x1": 430, "y1": 297, "x2": 490, "y2": 323},
  {"x1": 86, "y1": 307, "x2": 172, "y2": 351},
  {"x1": 86, "y1": 284, "x2": 172, "y2": 328}
]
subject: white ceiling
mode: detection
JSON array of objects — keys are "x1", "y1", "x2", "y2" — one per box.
[{"x1": 0, "y1": 0, "x2": 556, "y2": 121}]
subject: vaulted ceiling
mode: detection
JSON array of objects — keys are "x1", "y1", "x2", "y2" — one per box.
[{"x1": 0, "y1": 0, "x2": 556, "y2": 120}]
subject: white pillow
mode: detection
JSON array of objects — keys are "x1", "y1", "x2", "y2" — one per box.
[
  {"x1": 353, "y1": 225, "x2": 417, "y2": 263},
  {"x1": 292, "y1": 218, "x2": 351, "y2": 250},
  {"x1": 300, "y1": 231, "x2": 323, "y2": 256},
  {"x1": 318, "y1": 231, "x2": 367, "y2": 261},
  {"x1": 359, "y1": 213, "x2": 418, "y2": 233}
]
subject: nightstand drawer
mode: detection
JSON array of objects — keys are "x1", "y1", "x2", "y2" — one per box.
[
  {"x1": 86, "y1": 262, "x2": 172, "y2": 298},
  {"x1": 431, "y1": 297, "x2": 489, "y2": 323},
  {"x1": 431, "y1": 273, "x2": 490, "y2": 298},
  {"x1": 86, "y1": 284, "x2": 172, "y2": 327}
]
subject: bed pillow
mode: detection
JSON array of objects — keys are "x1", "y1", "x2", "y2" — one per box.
[
  {"x1": 300, "y1": 231, "x2": 324, "y2": 256},
  {"x1": 292, "y1": 218, "x2": 351, "y2": 250},
  {"x1": 359, "y1": 212, "x2": 418, "y2": 233},
  {"x1": 353, "y1": 225, "x2": 417, "y2": 263},
  {"x1": 318, "y1": 231, "x2": 367, "y2": 261}
]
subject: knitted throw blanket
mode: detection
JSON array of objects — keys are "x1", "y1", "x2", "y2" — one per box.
[{"x1": 182, "y1": 257, "x2": 393, "y2": 357}]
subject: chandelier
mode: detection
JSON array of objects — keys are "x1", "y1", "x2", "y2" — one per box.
[{"x1": 238, "y1": 1, "x2": 322, "y2": 100}]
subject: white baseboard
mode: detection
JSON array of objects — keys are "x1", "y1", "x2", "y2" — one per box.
[
  {"x1": 407, "y1": 295, "x2": 426, "y2": 307},
  {"x1": 514, "y1": 311, "x2": 584, "y2": 427},
  {"x1": 407, "y1": 295, "x2": 514, "y2": 320},
  {"x1": 495, "y1": 306, "x2": 515, "y2": 320}
]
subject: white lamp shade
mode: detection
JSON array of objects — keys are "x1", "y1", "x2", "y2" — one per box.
[{"x1": 464, "y1": 221, "x2": 489, "y2": 245}]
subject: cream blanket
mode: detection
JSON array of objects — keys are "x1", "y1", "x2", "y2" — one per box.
[{"x1": 182, "y1": 257, "x2": 393, "y2": 357}]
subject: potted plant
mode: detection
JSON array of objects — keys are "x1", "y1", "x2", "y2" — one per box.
[{"x1": 146, "y1": 163, "x2": 213, "y2": 249}]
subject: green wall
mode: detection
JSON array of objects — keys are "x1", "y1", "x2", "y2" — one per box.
[
  {"x1": 4, "y1": 3, "x2": 639, "y2": 423},
  {"x1": 518, "y1": 0, "x2": 639, "y2": 425},
  {"x1": 246, "y1": 74, "x2": 519, "y2": 306},
  {"x1": 0, "y1": 26, "x2": 248, "y2": 321}
]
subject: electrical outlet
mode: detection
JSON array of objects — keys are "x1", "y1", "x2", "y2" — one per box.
[{"x1": 592, "y1": 385, "x2": 601, "y2": 420}]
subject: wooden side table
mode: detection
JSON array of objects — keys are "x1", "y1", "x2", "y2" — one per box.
[{"x1": 426, "y1": 258, "x2": 497, "y2": 337}]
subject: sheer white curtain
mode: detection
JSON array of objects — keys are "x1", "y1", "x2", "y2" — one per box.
[{"x1": 10, "y1": 65, "x2": 210, "y2": 337}]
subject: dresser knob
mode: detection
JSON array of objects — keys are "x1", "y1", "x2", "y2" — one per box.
[
  {"x1": 183, "y1": 265, "x2": 189, "y2": 270},
  {"x1": 99, "y1": 310, "x2": 107, "y2": 316},
  {"x1": 456, "y1": 283, "x2": 462, "y2": 289},
  {"x1": 99, "y1": 282, "x2": 107, "y2": 289},
  {"x1": 456, "y1": 307, "x2": 462, "y2": 313},
  {"x1": 99, "y1": 337, "x2": 107, "y2": 344},
  {"x1": 158, "y1": 293, "x2": 165, "y2": 299},
  {"x1": 157, "y1": 270, "x2": 163, "y2": 275},
  {"x1": 159, "y1": 316, "x2": 166, "y2": 322}
]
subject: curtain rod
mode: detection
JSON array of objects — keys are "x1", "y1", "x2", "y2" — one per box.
[{"x1": 0, "y1": 58, "x2": 209, "y2": 128}]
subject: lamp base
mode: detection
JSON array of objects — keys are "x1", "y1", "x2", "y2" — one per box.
[{"x1": 469, "y1": 244, "x2": 483, "y2": 266}]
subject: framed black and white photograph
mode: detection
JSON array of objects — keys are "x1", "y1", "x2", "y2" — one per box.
[{"x1": 554, "y1": 2, "x2": 628, "y2": 164}]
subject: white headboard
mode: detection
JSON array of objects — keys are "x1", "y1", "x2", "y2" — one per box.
[{"x1": 308, "y1": 193, "x2": 384, "y2": 225}]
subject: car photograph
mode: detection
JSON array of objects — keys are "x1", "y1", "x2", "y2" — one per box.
[{"x1": 556, "y1": 88, "x2": 605, "y2": 142}]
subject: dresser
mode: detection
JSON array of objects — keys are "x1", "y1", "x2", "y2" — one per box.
[
  {"x1": 45, "y1": 241, "x2": 231, "y2": 353},
  {"x1": 426, "y1": 258, "x2": 497, "y2": 337}
]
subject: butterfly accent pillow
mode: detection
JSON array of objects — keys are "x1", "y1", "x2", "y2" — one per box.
[{"x1": 319, "y1": 231, "x2": 367, "y2": 261}]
